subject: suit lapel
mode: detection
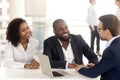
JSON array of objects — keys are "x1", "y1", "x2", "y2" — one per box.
[
  {"x1": 70, "y1": 35, "x2": 79, "y2": 63},
  {"x1": 54, "y1": 37, "x2": 65, "y2": 60}
]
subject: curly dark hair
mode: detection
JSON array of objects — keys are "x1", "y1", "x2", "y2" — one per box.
[{"x1": 6, "y1": 18, "x2": 27, "y2": 47}]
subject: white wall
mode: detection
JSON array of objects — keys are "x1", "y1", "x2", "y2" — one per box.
[
  {"x1": 25, "y1": 0, "x2": 46, "y2": 17},
  {"x1": 46, "y1": 0, "x2": 117, "y2": 23}
]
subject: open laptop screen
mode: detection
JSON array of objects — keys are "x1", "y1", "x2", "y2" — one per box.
[{"x1": 38, "y1": 54, "x2": 65, "y2": 78}]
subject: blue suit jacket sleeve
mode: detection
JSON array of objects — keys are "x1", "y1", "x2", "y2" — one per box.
[{"x1": 78, "y1": 42, "x2": 119, "y2": 78}]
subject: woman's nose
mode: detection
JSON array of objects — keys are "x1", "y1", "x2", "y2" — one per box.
[{"x1": 26, "y1": 29, "x2": 30, "y2": 34}]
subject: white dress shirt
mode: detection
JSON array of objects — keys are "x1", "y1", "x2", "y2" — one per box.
[
  {"x1": 106, "y1": 35, "x2": 120, "y2": 48},
  {"x1": 4, "y1": 37, "x2": 39, "y2": 68},
  {"x1": 87, "y1": 4, "x2": 98, "y2": 27},
  {"x1": 62, "y1": 43, "x2": 75, "y2": 64},
  {"x1": 58, "y1": 39, "x2": 75, "y2": 68}
]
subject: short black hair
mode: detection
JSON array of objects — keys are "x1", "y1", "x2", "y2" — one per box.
[
  {"x1": 53, "y1": 19, "x2": 65, "y2": 30},
  {"x1": 99, "y1": 14, "x2": 120, "y2": 37}
]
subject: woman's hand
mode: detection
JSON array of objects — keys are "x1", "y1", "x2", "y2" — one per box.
[
  {"x1": 68, "y1": 63, "x2": 79, "y2": 69},
  {"x1": 24, "y1": 59, "x2": 40, "y2": 69},
  {"x1": 31, "y1": 59, "x2": 40, "y2": 66}
]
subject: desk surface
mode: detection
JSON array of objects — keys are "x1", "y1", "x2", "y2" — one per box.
[{"x1": 0, "y1": 67, "x2": 100, "y2": 80}]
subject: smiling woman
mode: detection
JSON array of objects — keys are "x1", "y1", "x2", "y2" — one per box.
[{"x1": 4, "y1": 18, "x2": 40, "y2": 69}]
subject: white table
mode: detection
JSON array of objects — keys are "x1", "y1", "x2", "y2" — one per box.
[{"x1": 0, "y1": 67, "x2": 100, "y2": 80}]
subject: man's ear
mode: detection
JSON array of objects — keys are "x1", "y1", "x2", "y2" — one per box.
[{"x1": 105, "y1": 29, "x2": 112, "y2": 36}]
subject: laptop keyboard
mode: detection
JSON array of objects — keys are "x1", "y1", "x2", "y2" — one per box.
[{"x1": 52, "y1": 71, "x2": 64, "y2": 77}]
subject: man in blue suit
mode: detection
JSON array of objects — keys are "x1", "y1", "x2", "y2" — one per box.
[
  {"x1": 43, "y1": 19, "x2": 98, "y2": 69},
  {"x1": 76, "y1": 14, "x2": 120, "y2": 80}
]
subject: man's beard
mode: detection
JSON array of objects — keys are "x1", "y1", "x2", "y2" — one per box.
[{"x1": 57, "y1": 36, "x2": 69, "y2": 41}]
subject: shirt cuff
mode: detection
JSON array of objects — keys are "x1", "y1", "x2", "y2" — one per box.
[{"x1": 65, "y1": 62, "x2": 68, "y2": 69}]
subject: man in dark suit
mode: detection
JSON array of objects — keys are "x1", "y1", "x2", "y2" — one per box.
[
  {"x1": 43, "y1": 19, "x2": 98, "y2": 69},
  {"x1": 76, "y1": 14, "x2": 120, "y2": 80}
]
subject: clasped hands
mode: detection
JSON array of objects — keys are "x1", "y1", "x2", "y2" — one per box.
[
  {"x1": 24, "y1": 59, "x2": 40, "y2": 69},
  {"x1": 68, "y1": 63, "x2": 95, "y2": 70}
]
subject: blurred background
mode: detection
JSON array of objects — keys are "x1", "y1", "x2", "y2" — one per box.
[{"x1": 0, "y1": 0, "x2": 117, "y2": 63}]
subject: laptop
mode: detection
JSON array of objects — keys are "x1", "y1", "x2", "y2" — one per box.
[{"x1": 38, "y1": 54, "x2": 71, "y2": 78}]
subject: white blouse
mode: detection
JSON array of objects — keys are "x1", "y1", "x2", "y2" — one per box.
[{"x1": 4, "y1": 38, "x2": 39, "y2": 68}]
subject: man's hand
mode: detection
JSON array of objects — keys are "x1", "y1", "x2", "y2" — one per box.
[
  {"x1": 75, "y1": 64, "x2": 84, "y2": 71},
  {"x1": 68, "y1": 63, "x2": 84, "y2": 69},
  {"x1": 68, "y1": 63, "x2": 79, "y2": 69},
  {"x1": 86, "y1": 63, "x2": 95, "y2": 68}
]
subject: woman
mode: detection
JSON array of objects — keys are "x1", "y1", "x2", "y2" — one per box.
[{"x1": 5, "y1": 18, "x2": 40, "y2": 69}]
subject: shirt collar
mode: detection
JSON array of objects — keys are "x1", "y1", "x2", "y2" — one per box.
[
  {"x1": 58, "y1": 39, "x2": 71, "y2": 46},
  {"x1": 106, "y1": 35, "x2": 120, "y2": 47}
]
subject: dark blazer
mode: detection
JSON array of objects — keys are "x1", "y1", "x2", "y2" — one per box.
[
  {"x1": 43, "y1": 34, "x2": 98, "y2": 69},
  {"x1": 78, "y1": 37, "x2": 120, "y2": 80}
]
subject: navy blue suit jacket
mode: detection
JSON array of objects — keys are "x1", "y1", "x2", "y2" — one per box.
[
  {"x1": 43, "y1": 34, "x2": 98, "y2": 69},
  {"x1": 78, "y1": 37, "x2": 120, "y2": 80}
]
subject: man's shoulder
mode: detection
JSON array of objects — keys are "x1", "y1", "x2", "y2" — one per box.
[
  {"x1": 70, "y1": 34, "x2": 85, "y2": 44},
  {"x1": 110, "y1": 37, "x2": 120, "y2": 48},
  {"x1": 70, "y1": 34, "x2": 82, "y2": 39},
  {"x1": 44, "y1": 36, "x2": 56, "y2": 42}
]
